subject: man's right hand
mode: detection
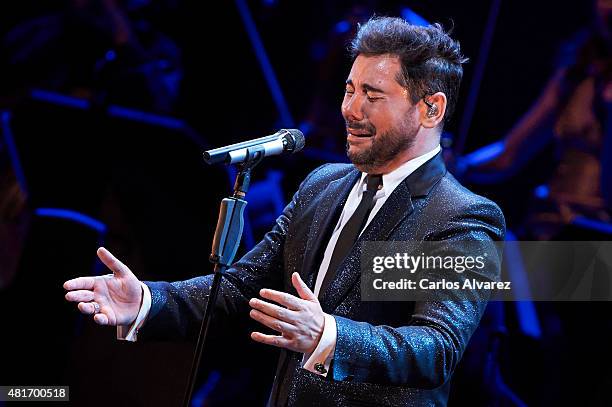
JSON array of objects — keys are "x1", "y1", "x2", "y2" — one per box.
[{"x1": 64, "y1": 247, "x2": 143, "y2": 326}]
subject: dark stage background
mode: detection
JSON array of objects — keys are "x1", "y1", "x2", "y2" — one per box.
[{"x1": 0, "y1": 1, "x2": 610, "y2": 406}]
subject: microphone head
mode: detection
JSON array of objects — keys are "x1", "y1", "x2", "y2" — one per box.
[{"x1": 281, "y1": 129, "x2": 305, "y2": 153}]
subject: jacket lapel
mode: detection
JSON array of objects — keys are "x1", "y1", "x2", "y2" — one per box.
[
  {"x1": 319, "y1": 152, "x2": 447, "y2": 311},
  {"x1": 300, "y1": 169, "x2": 360, "y2": 289},
  {"x1": 318, "y1": 180, "x2": 414, "y2": 311}
]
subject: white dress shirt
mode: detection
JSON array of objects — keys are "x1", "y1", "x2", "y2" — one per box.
[{"x1": 119, "y1": 145, "x2": 442, "y2": 377}]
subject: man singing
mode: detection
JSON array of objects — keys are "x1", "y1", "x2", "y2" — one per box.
[{"x1": 64, "y1": 17, "x2": 505, "y2": 406}]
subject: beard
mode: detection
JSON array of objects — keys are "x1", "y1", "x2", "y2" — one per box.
[{"x1": 346, "y1": 115, "x2": 419, "y2": 173}]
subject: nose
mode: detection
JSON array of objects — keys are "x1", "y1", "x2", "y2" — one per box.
[{"x1": 342, "y1": 93, "x2": 364, "y2": 122}]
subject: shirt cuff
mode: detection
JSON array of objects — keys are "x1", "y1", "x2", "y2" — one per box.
[
  {"x1": 302, "y1": 313, "x2": 337, "y2": 377},
  {"x1": 117, "y1": 282, "x2": 151, "y2": 342}
]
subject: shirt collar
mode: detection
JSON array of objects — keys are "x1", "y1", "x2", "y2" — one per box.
[{"x1": 357, "y1": 145, "x2": 442, "y2": 197}]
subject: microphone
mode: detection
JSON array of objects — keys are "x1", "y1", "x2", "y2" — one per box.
[{"x1": 203, "y1": 129, "x2": 305, "y2": 165}]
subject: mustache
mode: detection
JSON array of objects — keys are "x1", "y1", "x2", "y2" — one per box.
[{"x1": 345, "y1": 120, "x2": 376, "y2": 134}]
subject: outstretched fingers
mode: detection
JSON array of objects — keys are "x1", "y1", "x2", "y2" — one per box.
[
  {"x1": 65, "y1": 290, "x2": 94, "y2": 302},
  {"x1": 291, "y1": 272, "x2": 316, "y2": 301},
  {"x1": 249, "y1": 309, "x2": 295, "y2": 335},
  {"x1": 63, "y1": 276, "x2": 96, "y2": 291},
  {"x1": 96, "y1": 247, "x2": 130, "y2": 276},
  {"x1": 250, "y1": 332, "x2": 291, "y2": 349}
]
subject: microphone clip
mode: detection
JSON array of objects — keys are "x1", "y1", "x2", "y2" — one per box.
[{"x1": 232, "y1": 147, "x2": 264, "y2": 198}]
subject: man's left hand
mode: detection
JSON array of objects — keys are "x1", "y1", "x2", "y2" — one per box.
[{"x1": 249, "y1": 272, "x2": 324, "y2": 354}]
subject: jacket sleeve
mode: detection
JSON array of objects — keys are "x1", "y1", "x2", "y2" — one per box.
[
  {"x1": 138, "y1": 165, "x2": 328, "y2": 340},
  {"x1": 332, "y1": 201, "x2": 506, "y2": 389}
]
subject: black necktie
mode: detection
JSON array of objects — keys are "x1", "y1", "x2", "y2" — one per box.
[{"x1": 318, "y1": 174, "x2": 383, "y2": 299}]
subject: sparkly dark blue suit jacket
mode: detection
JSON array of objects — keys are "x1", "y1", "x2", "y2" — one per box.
[{"x1": 143, "y1": 152, "x2": 506, "y2": 406}]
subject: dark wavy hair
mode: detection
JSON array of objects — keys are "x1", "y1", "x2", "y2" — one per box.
[{"x1": 350, "y1": 17, "x2": 468, "y2": 122}]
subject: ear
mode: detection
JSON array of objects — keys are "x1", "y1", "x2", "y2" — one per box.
[{"x1": 419, "y1": 92, "x2": 447, "y2": 129}]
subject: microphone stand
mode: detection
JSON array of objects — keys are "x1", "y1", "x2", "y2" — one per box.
[{"x1": 182, "y1": 148, "x2": 264, "y2": 407}]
